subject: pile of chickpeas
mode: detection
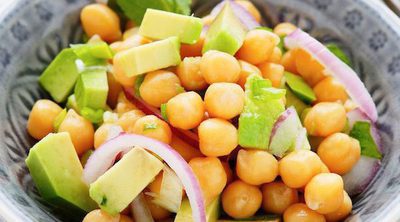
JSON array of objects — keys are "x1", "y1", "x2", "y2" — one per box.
[{"x1": 26, "y1": 1, "x2": 363, "y2": 222}]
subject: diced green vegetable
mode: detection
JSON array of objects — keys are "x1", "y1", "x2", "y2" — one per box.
[
  {"x1": 284, "y1": 72, "x2": 316, "y2": 104},
  {"x1": 89, "y1": 42, "x2": 114, "y2": 59},
  {"x1": 202, "y1": 2, "x2": 247, "y2": 55},
  {"x1": 139, "y1": 9, "x2": 203, "y2": 44},
  {"x1": 134, "y1": 74, "x2": 145, "y2": 97},
  {"x1": 175, "y1": 197, "x2": 220, "y2": 222},
  {"x1": 67, "y1": 94, "x2": 80, "y2": 113},
  {"x1": 160, "y1": 103, "x2": 168, "y2": 121},
  {"x1": 238, "y1": 75, "x2": 286, "y2": 149},
  {"x1": 39, "y1": 48, "x2": 80, "y2": 103},
  {"x1": 71, "y1": 42, "x2": 112, "y2": 66},
  {"x1": 285, "y1": 86, "x2": 310, "y2": 115},
  {"x1": 80, "y1": 107, "x2": 105, "y2": 124},
  {"x1": 325, "y1": 43, "x2": 352, "y2": 66},
  {"x1": 349, "y1": 121, "x2": 382, "y2": 159},
  {"x1": 80, "y1": 149, "x2": 94, "y2": 167},
  {"x1": 53, "y1": 109, "x2": 67, "y2": 132},
  {"x1": 74, "y1": 68, "x2": 109, "y2": 110},
  {"x1": 116, "y1": 0, "x2": 191, "y2": 25}
]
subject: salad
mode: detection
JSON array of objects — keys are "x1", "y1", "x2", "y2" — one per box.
[{"x1": 24, "y1": 0, "x2": 383, "y2": 222}]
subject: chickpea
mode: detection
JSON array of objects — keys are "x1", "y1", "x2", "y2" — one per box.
[
  {"x1": 204, "y1": 83, "x2": 244, "y2": 119},
  {"x1": 273, "y1": 22, "x2": 297, "y2": 37},
  {"x1": 115, "y1": 93, "x2": 137, "y2": 114},
  {"x1": 114, "y1": 35, "x2": 152, "y2": 53},
  {"x1": 189, "y1": 157, "x2": 227, "y2": 205},
  {"x1": 83, "y1": 209, "x2": 120, "y2": 222},
  {"x1": 268, "y1": 47, "x2": 282, "y2": 63},
  {"x1": 27, "y1": 99, "x2": 63, "y2": 140},
  {"x1": 281, "y1": 50, "x2": 298, "y2": 74},
  {"x1": 237, "y1": 60, "x2": 262, "y2": 88},
  {"x1": 58, "y1": 109, "x2": 94, "y2": 155},
  {"x1": 325, "y1": 191, "x2": 352, "y2": 222},
  {"x1": 119, "y1": 215, "x2": 134, "y2": 222},
  {"x1": 144, "y1": 194, "x2": 171, "y2": 220},
  {"x1": 295, "y1": 48, "x2": 326, "y2": 87},
  {"x1": 320, "y1": 162, "x2": 330, "y2": 173},
  {"x1": 235, "y1": 0, "x2": 262, "y2": 23},
  {"x1": 283, "y1": 203, "x2": 326, "y2": 222},
  {"x1": 221, "y1": 161, "x2": 234, "y2": 184},
  {"x1": 279, "y1": 150, "x2": 323, "y2": 188},
  {"x1": 222, "y1": 180, "x2": 262, "y2": 219},
  {"x1": 166, "y1": 92, "x2": 205, "y2": 130},
  {"x1": 313, "y1": 77, "x2": 348, "y2": 103},
  {"x1": 305, "y1": 173, "x2": 344, "y2": 214},
  {"x1": 122, "y1": 27, "x2": 139, "y2": 40},
  {"x1": 139, "y1": 70, "x2": 182, "y2": 108},
  {"x1": 80, "y1": 4, "x2": 121, "y2": 42},
  {"x1": 170, "y1": 135, "x2": 203, "y2": 162},
  {"x1": 198, "y1": 118, "x2": 238, "y2": 157},
  {"x1": 200, "y1": 50, "x2": 241, "y2": 84},
  {"x1": 117, "y1": 110, "x2": 145, "y2": 132},
  {"x1": 236, "y1": 149, "x2": 278, "y2": 185},
  {"x1": 180, "y1": 32, "x2": 205, "y2": 58},
  {"x1": 176, "y1": 57, "x2": 207, "y2": 91},
  {"x1": 258, "y1": 62, "x2": 285, "y2": 88},
  {"x1": 107, "y1": 72, "x2": 122, "y2": 109},
  {"x1": 304, "y1": 102, "x2": 346, "y2": 137},
  {"x1": 262, "y1": 182, "x2": 299, "y2": 214},
  {"x1": 94, "y1": 123, "x2": 112, "y2": 149},
  {"x1": 317, "y1": 133, "x2": 360, "y2": 175},
  {"x1": 236, "y1": 29, "x2": 279, "y2": 65},
  {"x1": 130, "y1": 115, "x2": 172, "y2": 144},
  {"x1": 112, "y1": 65, "x2": 136, "y2": 87}
]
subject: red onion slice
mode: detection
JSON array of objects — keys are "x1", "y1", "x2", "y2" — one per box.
[
  {"x1": 342, "y1": 156, "x2": 381, "y2": 196},
  {"x1": 123, "y1": 87, "x2": 199, "y2": 148},
  {"x1": 83, "y1": 133, "x2": 206, "y2": 222},
  {"x1": 285, "y1": 29, "x2": 378, "y2": 122},
  {"x1": 210, "y1": 0, "x2": 260, "y2": 30}
]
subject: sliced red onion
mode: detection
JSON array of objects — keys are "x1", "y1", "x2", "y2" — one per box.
[
  {"x1": 294, "y1": 127, "x2": 310, "y2": 150},
  {"x1": 347, "y1": 108, "x2": 382, "y2": 152},
  {"x1": 210, "y1": 0, "x2": 260, "y2": 30},
  {"x1": 285, "y1": 29, "x2": 378, "y2": 122},
  {"x1": 83, "y1": 133, "x2": 206, "y2": 222},
  {"x1": 123, "y1": 87, "x2": 199, "y2": 148},
  {"x1": 131, "y1": 193, "x2": 155, "y2": 222},
  {"x1": 342, "y1": 156, "x2": 381, "y2": 196}
]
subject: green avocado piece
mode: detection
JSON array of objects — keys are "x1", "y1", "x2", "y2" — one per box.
[
  {"x1": 139, "y1": 9, "x2": 203, "y2": 44},
  {"x1": 285, "y1": 86, "x2": 310, "y2": 115},
  {"x1": 39, "y1": 48, "x2": 80, "y2": 103},
  {"x1": 238, "y1": 75, "x2": 286, "y2": 149},
  {"x1": 114, "y1": 37, "x2": 181, "y2": 77},
  {"x1": 202, "y1": 2, "x2": 247, "y2": 55},
  {"x1": 325, "y1": 43, "x2": 352, "y2": 66},
  {"x1": 71, "y1": 43, "x2": 110, "y2": 66},
  {"x1": 80, "y1": 149, "x2": 94, "y2": 167},
  {"x1": 80, "y1": 107, "x2": 105, "y2": 124},
  {"x1": 284, "y1": 72, "x2": 316, "y2": 104},
  {"x1": 349, "y1": 121, "x2": 382, "y2": 159},
  {"x1": 66, "y1": 94, "x2": 79, "y2": 113},
  {"x1": 89, "y1": 148, "x2": 163, "y2": 215},
  {"x1": 53, "y1": 108, "x2": 67, "y2": 132},
  {"x1": 175, "y1": 197, "x2": 220, "y2": 222},
  {"x1": 74, "y1": 68, "x2": 109, "y2": 110},
  {"x1": 25, "y1": 133, "x2": 97, "y2": 212}
]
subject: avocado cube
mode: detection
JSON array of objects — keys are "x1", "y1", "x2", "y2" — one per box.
[
  {"x1": 202, "y1": 2, "x2": 247, "y2": 55},
  {"x1": 39, "y1": 48, "x2": 80, "y2": 103},
  {"x1": 89, "y1": 148, "x2": 163, "y2": 215},
  {"x1": 139, "y1": 9, "x2": 203, "y2": 44},
  {"x1": 285, "y1": 72, "x2": 316, "y2": 104},
  {"x1": 74, "y1": 68, "x2": 109, "y2": 110},
  {"x1": 25, "y1": 133, "x2": 97, "y2": 212},
  {"x1": 113, "y1": 37, "x2": 181, "y2": 77},
  {"x1": 175, "y1": 197, "x2": 220, "y2": 222}
]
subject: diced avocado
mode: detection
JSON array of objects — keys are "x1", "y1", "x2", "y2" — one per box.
[
  {"x1": 114, "y1": 37, "x2": 181, "y2": 77},
  {"x1": 269, "y1": 107, "x2": 304, "y2": 157},
  {"x1": 285, "y1": 86, "x2": 310, "y2": 115},
  {"x1": 53, "y1": 108, "x2": 67, "y2": 132},
  {"x1": 74, "y1": 68, "x2": 109, "y2": 110},
  {"x1": 349, "y1": 121, "x2": 382, "y2": 159},
  {"x1": 25, "y1": 133, "x2": 97, "y2": 212},
  {"x1": 89, "y1": 148, "x2": 163, "y2": 215},
  {"x1": 80, "y1": 107, "x2": 105, "y2": 124},
  {"x1": 202, "y1": 2, "x2": 247, "y2": 55},
  {"x1": 66, "y1": 94, "x2": 79, "y2": 113},
  {"x1": 238, "y1": 75, "x2": 286, "y2": 149},
  {"x1": 71, "y1": 43, "x2": 110, "y2": 66},
  {"x1": 80, "y1": 149, "x2": 94, "y2": 167},
  {"x1": 39, "y1": 49, "x2": 80, "y2": 103},
  {"x1": 139, "y1": 9, "x2": 203, "y2": 44},
  {"x1": 325, "y1": 43, "x2": 351, "y2": 66},
  {"x1": 89, "y1": 42, "x2": 114, "y2": 59},
  {"x1": 284, "y1": 72, "x2": 316, "y2": 104},
  {"x1": 175, "y1": 197, "x2": 220, "y2": 222}
]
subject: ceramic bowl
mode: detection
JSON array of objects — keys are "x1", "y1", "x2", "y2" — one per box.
[{"x1": 0, "y1": 0, "x2": 400, "y2": 221}]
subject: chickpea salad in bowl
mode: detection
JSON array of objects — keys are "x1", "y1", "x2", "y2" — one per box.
[{"x1": 24, "y1": 0, "x2": 383, "y2": 221}]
